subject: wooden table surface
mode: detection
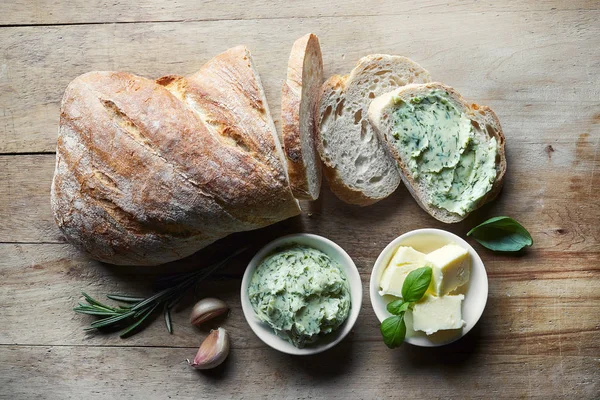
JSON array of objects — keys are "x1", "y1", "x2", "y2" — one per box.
[{"x1": 1, "y1": 1, "x2": 599, "y2": 398}]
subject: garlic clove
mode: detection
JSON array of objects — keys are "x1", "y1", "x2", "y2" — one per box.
[
  {"x1": 190, "y1": 298, "x2": 228, "y2": 327},
  {"x1": 188, "y1": 327, "x2": 230, "y2": 370}
]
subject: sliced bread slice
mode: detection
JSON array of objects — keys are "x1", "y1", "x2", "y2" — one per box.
[
  {"x1": 281, "y1": 33, "x2": 323, "y2": 200},
  {"x1": 368, "y1": 82, "x2": 506, "y2": 223},
  {"x1": 316, "y1": 55, "x2": 431, "y2": 206}
]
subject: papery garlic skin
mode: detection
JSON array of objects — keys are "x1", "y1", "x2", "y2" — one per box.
[
  {"x1": 190, "y1": 298, "x2": 229, "y2": 326},
  {"x1": 188, "y1": 327, "x2": 230, "y2": 370}
]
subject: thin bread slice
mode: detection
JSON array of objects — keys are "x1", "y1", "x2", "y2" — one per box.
[
  {"x1": 368, "y1": 82, "x2": 506, "y2": 223},
  {"x1": 316, "y1": 55, "x2": 431, "y2": 206},
  {"x1": 281, "y1": 33, "x2": 323, "y2": 200}
]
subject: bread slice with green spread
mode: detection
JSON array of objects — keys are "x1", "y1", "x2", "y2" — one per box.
[
  {"x1": 316, "y1": 55, "x2": 431, "y2": 206},
  {"x1": 368, "y1": 82, "x2": 506, "y2": 223}
]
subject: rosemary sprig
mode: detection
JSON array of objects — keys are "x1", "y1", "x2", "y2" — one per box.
[
  {"x1": 106, "y1": 294, "x2": 145, "y2": 303},
  {"x1": 164, "y1": 305, "x2": 173, "y2": 334},
  {"x1": 73, "y1": 248, "x2": 246, "y2": 338}
]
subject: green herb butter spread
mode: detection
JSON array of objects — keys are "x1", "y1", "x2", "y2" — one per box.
[
  {"x1": 390, "y1": 91, "x2": 498, "y2": 216},
  {"x1": 248, "y1": 245, "x2": 351, "y2": 348}
]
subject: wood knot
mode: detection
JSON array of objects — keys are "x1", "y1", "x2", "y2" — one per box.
[{"x1": 555, "y1": 228, "x2": 567, "y2": 235}]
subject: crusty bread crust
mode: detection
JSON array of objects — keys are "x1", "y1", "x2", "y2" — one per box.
[
  {"x1": 368, "y1": 82, "x2": 506, "y2": 223},
  {"x1": 281, "y1": 33, "x2": 323, "y2": 200},
  {"x1": 51, "y1": 46, "x2": 300, "y2": 266},
  {"x1": 315, "y1": 55, "x2": 431, "y2": 206}
]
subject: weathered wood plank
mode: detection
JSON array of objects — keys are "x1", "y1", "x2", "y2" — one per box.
[
  {"x1": 0, "y1": 10, "x2": 598, "y2": 153},
  {"x1": 1, "y1": 345, "x2": 597, "y2": 399},
  {"x1": 2, "y1": 144, "x2": 599, "y2": 250},
  {"x1": 0, "y1": 4, "x2": 599, "y2": 399},
  {"x1": 0, "y1": 0, "x2": 595, "y2": 26},
  {"x1": 1, "y1": 238, "x2": 599, "y2": 357},
  {"x1": 0, "y1": 155, "x2": 60, "y2": 243}
]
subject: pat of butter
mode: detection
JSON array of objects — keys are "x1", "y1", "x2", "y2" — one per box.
[
  {"x1": 412, "y1": 294, "x2": 465, "y2": 335},
  {"x1": 425, "y1": 244, "x2": 471, "y2": 296},
  {"x1": 379, "y1": 246, "x2": 426, "y2": 297}
]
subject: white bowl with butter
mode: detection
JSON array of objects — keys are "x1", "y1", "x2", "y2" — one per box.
[
  {"x1": 241, "y1": 233, "x2": 362, "y2": 355},
  {"x1": 370, "y1": 229, "x2": 488, "y2": 347}
]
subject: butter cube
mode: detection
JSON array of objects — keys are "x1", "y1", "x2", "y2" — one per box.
[
  {"x1": 379, "y1": 246, "x2": 426, "y2": 297},
  {"x1": 412, "y1": 294, "x2": 465, "y2": 335},
  {"x1": 389, "y1": 246, "x2": 425, "y2": 267},
  {"x1": 425, "y1": 244, "x2": 471, "y2": 296}
]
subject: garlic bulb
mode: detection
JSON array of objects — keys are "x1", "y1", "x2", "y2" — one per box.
[
  {"x1": 188, "y1": 327, "x2": 230, "y2": 370},
  {"x1": 190, "y1": 298, "x2": 228, "y2": 327}
]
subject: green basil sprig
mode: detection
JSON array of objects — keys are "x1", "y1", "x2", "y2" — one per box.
[
  {"x1": 467, "y1": 216, "x2": 533, "y2": 252},
  {"x1": 381, "y1": 316, "x2": 406, "y2": 348},
  {"x1": 401, "y1": 266, "x2": 432, "y2": 302},
  {"x1": 380, "y1": 266, "x2": 432, "y2": 348}
]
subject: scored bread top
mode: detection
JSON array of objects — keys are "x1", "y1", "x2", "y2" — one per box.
[
  {"x1": 368, "y1": 82, "x2": 506, "y2": 223},
  {"x1": 281, "y1": 33, "x2": 324, "y2": 200},
  {"x1": 316, "y1": 55, "x2": 431, "y2": 206},
  {"x1": 51, "y1": 46, "x2": 300, "y2": 266}
]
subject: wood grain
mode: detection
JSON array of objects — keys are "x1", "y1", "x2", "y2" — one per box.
[
  {"x1": 1, "y1": 345, "x2": 598, "y2": 399},
  {"x1": 1, "y1": 1, "x2": 599, "y2": 399},
  {"x1": 2, "y1": 150, "x2": 599, "y2": 251},
  {"x1": 0, "y1": 9, "x2": 598, "y2": 153},
  {"x1": 0, "y1": 342, "x2": 598, "y2": 399},
  {"x1": 1, "y1": 243, "x2": 598, "y2": 356},
  {"x1": 1, "y1": 0, "x2": 596, "y2": 26}
]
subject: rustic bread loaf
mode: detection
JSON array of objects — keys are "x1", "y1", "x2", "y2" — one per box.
[
  {"x1": 51, "y1": 46, "x2": 300, "y2": 266},
  {"x1": 315, "y1": 55, "x2": 431, "y2": 206},
  {"x1": 368, "y1": 82, "x2": 506, "y2": 223},
  {"x1": 281, "y1": 33, "x2": 323, "y2": 200}
]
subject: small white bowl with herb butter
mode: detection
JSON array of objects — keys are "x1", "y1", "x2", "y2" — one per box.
[
  {"x1": 370, "y1": 229, "x2": 488, "y2": 347},
  {"x1": 241, "y1": 234, "x2": 362, "y2": 355}
]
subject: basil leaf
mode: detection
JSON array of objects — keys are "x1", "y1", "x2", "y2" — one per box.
[
  {"x1": 387, "y1": 299, "x2": 410, "y2": 315},
  {"x1": 401, "y1": 267, "x2": 432, "y2": 303},
  {"x1": 467, "y1": 216, "x2": 533, "y2": 252},
  {"x1": 380, "y1": 315, "x2": 406, "y2": 348}
]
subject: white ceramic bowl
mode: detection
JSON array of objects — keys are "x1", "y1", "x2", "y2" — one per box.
[
  {"x1": 241, "y1": 233, "x2": 362, "y2": 355},
  {"x1": 370, "y1": 229, "x2": 488, "y2": 347}
]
